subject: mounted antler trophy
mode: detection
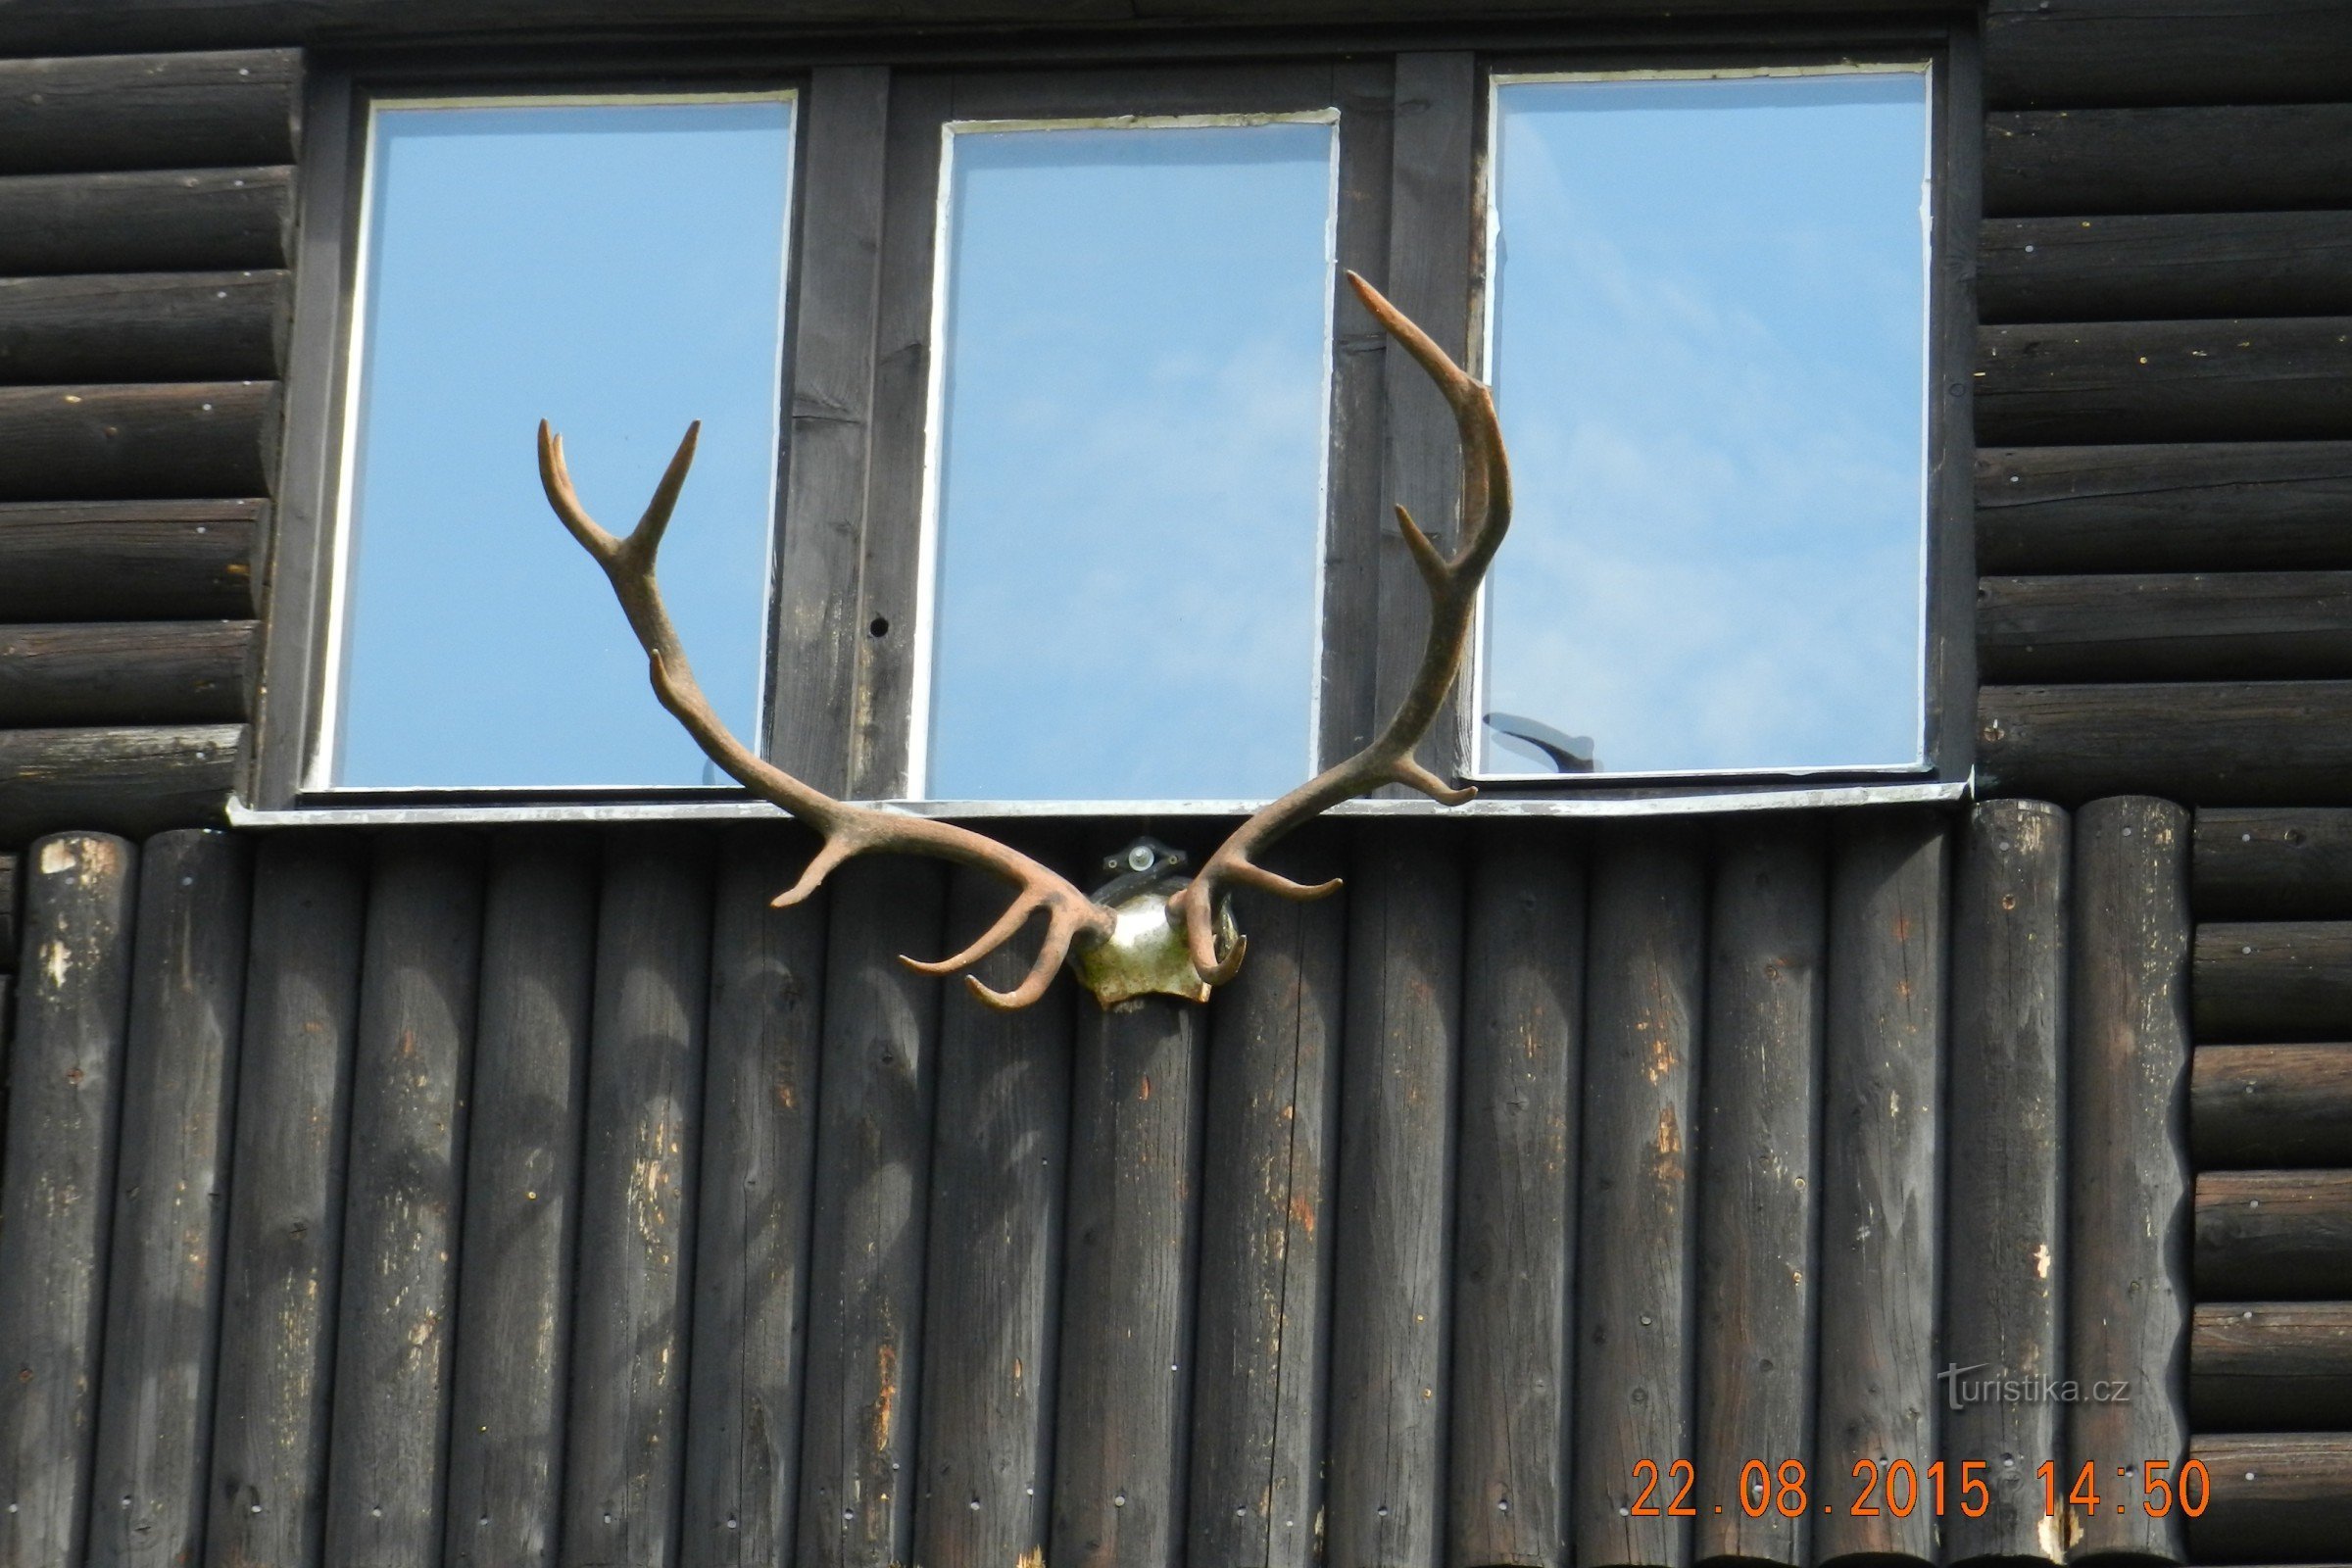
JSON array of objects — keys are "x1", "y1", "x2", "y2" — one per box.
[{"x1": 538, "y1": 271, "x2": 1511, "y2": 1009}]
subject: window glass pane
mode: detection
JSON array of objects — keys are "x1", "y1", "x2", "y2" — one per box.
[
  {"x1": 923, "y1": 118, "x2": 1336, "y2": 802},
  {"x1": 330, "y1": 96, "x2": 792, "y2": 788},
  {"x1": 1479, "y1": 72, "x2": 1930, "y2": 777}
]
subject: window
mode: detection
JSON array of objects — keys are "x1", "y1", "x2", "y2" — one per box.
[{"x1": 258, "y1": 42, "x2": 1967, "y2": 818}]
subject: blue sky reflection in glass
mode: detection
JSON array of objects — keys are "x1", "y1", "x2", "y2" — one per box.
[
  {"x1": 1480, "y1": 72, "x2": 1931, "y2": 777},
  {"x1": 923, "y1": 118, "x2": 1336, "y2": 802},
  {"x1": 332, "y1": 96, "x2": 792, "y2": 787}
]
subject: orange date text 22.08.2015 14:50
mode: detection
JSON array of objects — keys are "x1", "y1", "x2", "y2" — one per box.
[{"x1": 1627, "y1": 1457, "x2": 2214, "y2": 1521}]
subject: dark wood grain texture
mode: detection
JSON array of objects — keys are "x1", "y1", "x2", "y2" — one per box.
[
  {"x1": 2194, "y1": 1044, "x2": 2352, "y2": 1168},
  {"x1": 1984, "y1": 105, "x2": 2352, "y2": 219},
  {"x1": 564, "y1": 829, "x2": 714, "y2": 1568},
  {"x1": 0, "y1": 852, "x2": 16, "y2": 966},
  {"x1": 0, "y1": 833, "x2": 137, "y2": 1568},
  {"x1": 2196, "y1": 1170, "x2": 2352, "y2": 1299},
  {"x1": 2187, "y1": 1432, "x2": 2352, "y2": 1562},
  {"x1": 204, "y1": 832, "x2": 367, "y2": 1568},
  {"x1": 0, "y1": 722, "x2": 238, "y2": 842},
  {"x1": 1980, "y1": 212, "x2": 2352, "y2": 324},
  {"x1": 1943, "y1": 801, "x2": 2067, "y2": 1563},
  {"x1": 443, "y1": 832, "x2": 597, "y2": 1568},
  {"x1": 0, "y1": 499, "x2": 259, "y2": 621},
  {"x1": 683, "y1": 826, "x2": 828, "y2": 1568},
  {"x1": 1186, "y1": 859, "x2": 1346, "y2": 1568},
  {"x1": 1979, "y1": 682, "x2": 2352, "y2": 806},
  {"x1": 1574, "y1": 827, "x2": 1702, "y2": 1568},
  {"x1": 1977, "y1": 318, "x2": 2352, "y2": 446},
  {"x1": 322, "y1": 832, "x2": 485, "y2": 1567},
  {"x1": 795, "y1": 858, "x2": 945, "y2": 1568},
  {"x1": 2193, "y1": 1302, "x2": 2352, "y2": 1432},
  {"x1": 2198, "y1": 921, "x2": 2352, "y2": 1041},
  {"x1": 1693, "y1": 823, "x2": 1823, "y2": 1568},
  {"x1": 1814, "y1": 811, "x2": 1946, "y2": 1566},
  {"x1": 0, "y1": 270, "x2": 285, "y2": 384},
  {"x1": 2198, "y1": 808, "x2": 2352, "y2": 920},
  {"x1": 1327, "y1": 829, "x2": 1463, "y2": 1568},
  {"x1": 0, "y1": 167, "x2": 290, "y2": 275},
  {"x1": 911, "y1": 863, "x2": 1071, "y2": 1568},
  {"x1": 0, "y1": 50, "x2": 299, "y2": 175},
  {"x1": 86, "y1": 830, "x2": 250, "y2": 1568},
  {"x1": 1447, "y1": 827, "x2": 1581, "y2": 1568},
  {"x1": 1978, "y1": 572, "x2": 2352, "y2": 682},
  {"x1": 1054, "y1": 989, "x2": 1205, "y2": 1568},
  {"x1": 1976, "y1": 442, "x2": 2352, "y2": 575},
  {"x1": 2068, "y1": 797, "x2": 2191, "y2": 1561},
  {"x1": 0, "y1": 620, "x2": 253, "y2": 724},
  {"x1": 1984, "y1": 0, "x2": 2352, "y2": 109},
  {"x1": 0, "y1": 382, "x2": 277, "y2": 501}
]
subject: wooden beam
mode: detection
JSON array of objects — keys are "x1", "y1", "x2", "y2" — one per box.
[
  {"x1": 1984, "y1": 0, "x2": 2352, "y2": 110},
  {"x1": 2196, "y1": 1044, "x2": 2352, "y2": 1169},
  {"x1": 0, "y1": 620, "x2": 254, "y2": 726},
  {"x1": 0, "y1": 167, "x2": 290, "y2": 276},
  {"x1": 1979, "y1": 682, "x2": 2352, "y2": 806},
  {"x1": 1981, "y1": 212, "x2": 2352, "y2": 325},
  {"x1": 2188, "y1": 1432, "x2": 2352, "y2": 1563},
  {"x1": 2197, "y1": 920, "x2": 2352, "y2": 1042},
  {"x1": 2192, "y1": 1301, "x2": 2352, "y2": 1432},
  {"x1": 1985, "y1": 105, "x2": 2352, "y2": 219},
  {"x1": 0, "y1": 852, "x2": 15, "y2": 969},
  {"x1": 1979, "y1": 572, "x2": 2352, "y2": 683},
  {"x1": 1976, "y1": 442, "x2": 2352, "y2": 575},
  {"x1": 1977, "y1": 318, "x2": 2352, "y2": 447},
  {"x1": 0, "y1": 271, "x2": 286, "y2": 385},
  {"x1": 0, "y1": 50, "x2": 299, "y2": 176},
  {"x1": 0, "y1": 499, "x2": 258, "y2": 621},
  {"x1": 0, "y1": 382, "x2": 277, "y2": 502},
  {"x1": 2197, "y1": 808, "x2": 2352, "y2": 920},
  {"x1": 0, "y1": 722, "x2": 240, "y2": 841},
  {"x1": 2197, "y1": 1170, "x2": 2352, "y2": 1298}
]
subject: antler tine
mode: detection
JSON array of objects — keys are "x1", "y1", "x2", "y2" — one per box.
[
  {"x1": 1167, "y1": 270, "x2": 1513, "y2": 986},
  {"x1": 538, "y1": 419, "x2": 1117, "y2": 1009}
]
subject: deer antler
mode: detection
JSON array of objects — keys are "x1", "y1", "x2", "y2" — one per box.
[
  {"x1": 538, "y1": 420, "x2": 1117, "y2": 1009},
  {"x1": 1166, "y1": 270, "x2": 1512, "y2": 985}
]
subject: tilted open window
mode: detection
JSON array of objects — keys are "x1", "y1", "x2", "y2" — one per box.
[{"x1": 255, "y1": 38, "x2": 1972, "y2": 821}]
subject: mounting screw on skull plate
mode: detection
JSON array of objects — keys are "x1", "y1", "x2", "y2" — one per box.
[{"x1": 1069, "y1": 837, "x2": 1241, "y2": 1008}]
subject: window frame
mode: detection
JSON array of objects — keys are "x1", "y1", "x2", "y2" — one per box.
[{"x1": 248, "y1": 24, "x2": 1977, "y2": 823}]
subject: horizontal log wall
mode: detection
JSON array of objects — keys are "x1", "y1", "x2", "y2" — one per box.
[{"x1": 0, "y1": 47, "x2": 292, "y2": 843}]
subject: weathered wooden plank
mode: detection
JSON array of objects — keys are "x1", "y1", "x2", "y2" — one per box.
[
  {"x1": 1054, "y1": 983, "x2": 1205, "y2": 1568},
  {"x1": 564, "y1": 828, "x2": 714, "y2": 1568},
  {"x1": 1979, "y1": 682, "x2": 2352, "y2": 806},
  {"x1": 203, "y1": 832, "x2": 367, "y2": 1568},
  {"x1": 1981, "y1": 212, "x2": 2352, "y2": 325},
  {"x1": 795, "y1": 858, "x2": 945, "y2": 1568},
  {"x1": 1979, "y1": 572, "x2": 2352, "y2": 683},
  {"x1": 2198, "y1": 921, "x2": 2352, "y2": 1042},
  {"x1": 1927, "y1": 24, "x2": 1985, "y2": 784},
  {"x1": 1186, "y1": 844, "x2": 1345, "y2": 1568},
  {"x1": 1977, "y1": 442, "x2": 2352, "y2": 575},
  {"x1": 1944, "y1": 801, "x2": 2068, "y2": 1564},
  {"x1": 0, "y1": 270, "x2": 285, "y2": 384},
  {"x1": 1693, "y1": 823, "x2": 1823, "y2": 1568},
  {"x1": 322, "y1": 832, "x2": 485, "y2": 1567},
  {"x1": 1446, "y1": 825, "x2": 1580, "y2": 1568},
  {"x1": 442, "y1": 832, "x2": 597, "y2": 1568},
  {"x1": 2188, "y1": 1432, "x2": 2352, "y2": 1562},
  {"x1": 0, "y1": 833, "x2": 136, "y2": 1568},
  {"x1": 1984, "y1": 0, "x2": 2352, "y2": 109},
  {"x1": 682, "y1": 826, "x2": 827, "y2": 1568},
  {"x1": 2069, "y1": 797, "x2": 2192, "y2": 1561},
  {"x1": 1327, "y1": 829, "x2": 1463, "y2": 1568},
  {"x1": 2193, "y1": 1302, "x2": 2352, "y2": 1432},
  {"x1": 914, "y1": 861, "x2": 1073, "y2": 1568},
  {"x1": 0, "y1": 499, "x2": 259, "y2": 621},
  {"x1": 0, "y1": 382, "x2": 277, "y2": 501},
  {"x1": 2197, "y1": 1171, "x2": 2352, "y2": 1298},
  {"x1": 0, "y1": 619, "x2": 253, "y2": 725},
  {"x1": 0, "y1": 722, "x2": 239, "y2": 841},
  {"x1": 1814, "y1": 810, "x2": 1946, "y2": 1566},
  {"x1": 1977, "y1": 318, "x2": 2352, "y2": 447},
  {"x1": 1985, "y1": 106, "x2": 2352, "y2": 219},
  {"x1": 86, "y1": 830, "x2": 249, "y2": 1568},
  {"x1": 1573, "y1": 827, "x2": 1702, "y2": 1568},
  {"x1": 0, "y1": 852, "x2": 16, "y2": 966},
  {"x1": 0, "y1": 50, "x2": 300, "y2": 175},
  {"x1": 2194, "y1": 1044, "x2": 2352, "y2": 1168},
  {"x1": 2198, "y1": 808, "x2": 2352, "y2": 919},
  {"x1": 0, "y1": 167, "x2": 290, "y2": 275}
]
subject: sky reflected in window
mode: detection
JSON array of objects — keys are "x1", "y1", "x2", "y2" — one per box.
[
  {"x1": 923, "y1": 118, "x2": 1336, "y2": 802},
  {"x1": 1479, "y1": 72, "x2": 1930, "y2": 777},
  {"x1": 332, "y1": 96, "x2": 792, "y2": 788}
]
